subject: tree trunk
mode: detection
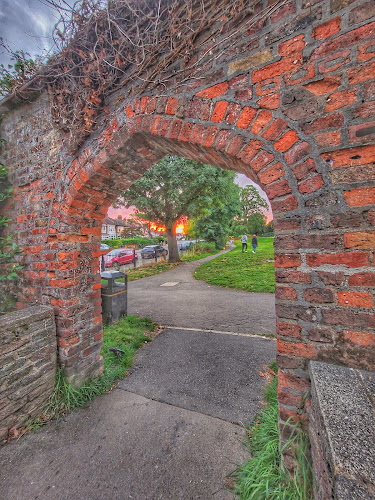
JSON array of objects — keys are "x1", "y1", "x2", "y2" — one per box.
[{"x1": 166, "y1": 226, "x2": 180, "y2": 263}]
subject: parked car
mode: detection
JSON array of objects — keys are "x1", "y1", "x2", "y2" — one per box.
[
  {"x1": 104, "y1": 249, "x2": 138, "y2": 268},
  {"x1": 100, "y1": 243, "x2": 111, "y2": 250},
  {"x1": 140, "y1": 245, "x2": 168, "y2": 259},
  {"x1": 178, "y1": 240, "x2": 193, "y2": 251}
]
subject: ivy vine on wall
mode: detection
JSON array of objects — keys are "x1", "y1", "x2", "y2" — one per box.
[{"x1": 0, "y1": 137, "x2": 22, "y2": 312}]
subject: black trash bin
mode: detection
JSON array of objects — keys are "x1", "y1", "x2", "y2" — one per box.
[{"x1": 101, "y1": 270, "x2": 128, "y2": 324}]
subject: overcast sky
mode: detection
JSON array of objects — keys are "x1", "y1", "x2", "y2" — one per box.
[{"x1": 0, "y1": 0, "x2": 60, "y2": 66}]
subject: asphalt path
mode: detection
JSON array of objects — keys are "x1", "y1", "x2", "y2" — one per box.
[
  {"x1": 0, "y1": 249, "x2": 277, "y2": 499},
  {"x1": 128, "y1": 247, "x2": 276, "y2": 335}
]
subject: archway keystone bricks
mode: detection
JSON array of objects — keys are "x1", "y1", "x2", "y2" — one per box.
[{"x1": 1, "y1": 0, "x2": 374, "y2": 452}]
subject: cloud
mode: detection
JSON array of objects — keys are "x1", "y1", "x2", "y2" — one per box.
[{"x1": 0, "y1": 0, "x2": 57, "y2": 64}]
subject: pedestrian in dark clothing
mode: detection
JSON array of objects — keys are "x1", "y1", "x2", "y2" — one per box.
[
  {"x1": 241, "y1": 234, "x2": 248, "y2": 253},
  {"x1": 252, "y1": 234, "x2": 258, "y2": 254}
]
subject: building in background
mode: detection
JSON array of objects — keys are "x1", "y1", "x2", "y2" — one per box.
[{"x1": 101, "y1": 216, "x2": 144, "y2": 240}]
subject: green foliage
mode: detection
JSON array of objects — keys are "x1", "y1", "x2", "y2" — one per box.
[
  {"x1": 234, "y1": 364, "x2": 313, "y2": 499},
  {"x1": 180, "y1": 241, "x2": 218, "y2": 261},
  {"x1": 232, "y1": 185, "x2": 271, "y2": 237},
  {"x1": 102, "y1": 236, "x2": 163, "y2": 249},
  {"x1": 194, "y1": 238, "x2": 275, "y2": 293},
  {"x1": 119, "y1": 156, "x2": 239, "y2": 261},
  {"x1": 196, "y1": 181, "x2": 241, "y2": 249},
  {"x1": 27, "y1": 316, "x2": 156, "y2": 430},
  {"x1": 0, "y1": 145, "x2": 22, "y2": 311},
  {"x1": 120, "y1": 156, "x2": 238, "y2": 227},
  {"x1": 0, "y1": 49, "x2": 36, "y2": 97}
]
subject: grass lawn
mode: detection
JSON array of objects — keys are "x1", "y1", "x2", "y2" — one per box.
[
  {"x1": 194, "y1": 238, "x2": 275, "y2": 293},
  {"x1": 126, "y1": 262, "x2": 178, "y2": 281},
  {"x1": 234, "y1": 362, "x2": 313, "y2": 499}
]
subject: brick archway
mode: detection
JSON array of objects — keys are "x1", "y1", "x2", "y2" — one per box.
[{"x1": 1, "y1": 0, "x2": 374, "y2": 451}]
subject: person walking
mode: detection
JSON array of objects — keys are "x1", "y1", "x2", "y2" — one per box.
[
  {"x1": 241, "y1": 234, "x2": 248, "y2": 253},
  {"x1": 252, "y1": 234, "x2": 258, "y2": 254}
]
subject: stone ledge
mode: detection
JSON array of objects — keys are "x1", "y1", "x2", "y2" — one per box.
[
  {"x1": 0, "y1": 306, "x2": 55, "y2": 331},
  {"x1": 309, "y1": 361, "x2": 375, "y2": 500}
]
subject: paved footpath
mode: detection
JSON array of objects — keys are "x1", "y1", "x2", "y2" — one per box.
[
  {"x1": 128, "y1": 248, "x2": 276, "y2": 335},
  {"x1": 0, "y1": 250, "x2": 276, "y2": 500}
]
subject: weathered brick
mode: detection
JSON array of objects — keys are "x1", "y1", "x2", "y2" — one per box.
[
  {"x1": 292, "y1": 158, "x2": 317, "y2": 180},
  {"x1": 301, "y1": 112, "x2": 343, "y2": 134},
  {"x1": 285, "y1": 142, "x2": 311, "y2": 165},
  {"x1": 353, "y1": 101, "x2": 375, "y2": 119},
  {"x1": 166, "y1": 97, "x2": 178, "y2": 115},
  {"x1": 341, "y1": 329, "x2": 375, "y2": 347},
  {"x1": 277, "y1": 321, "x2": 302, "y2": 339},
  {"x1": 344, "y1": 231, "x2": 375, "y2": 249},
  {"x1": 258, "y1": 94, "x2": 280, "y2": 109},
  {"x1": 276, "y1": 286, "x2": 298, "y2": 301},
  {"x1": 256, "y1": 76, "x2": 281, "y2": 96},
  {"x1": 317, "y1": 271, "x2": 345, "y2": 285},
  {"x1": 321, "y1": 144, "x2": 375, "y2": 168},
  {"x1": 349, "y1": 1, "x2": 375, "y2": 26},
  {"x1": 308, "y1": 327, "x2": 334, "y2": 343},
  {"x1": 274, "y1": 130, "x2": 299, "y2": 152},
  {"x1": 312, "y1": 22, "x2": 375, "y2": 58},
  {"x1": 272, "y1": 195, "x2": 298, "y2": 212},
  {"x1": 312, "y1": 17, "x2": 341, "y2": 40},
  {"x1": 298, "y1": 174, "x2": 324, "y2": 194},
  {"x1": 278, "y1": 35, "x2": 305, "y2": 56},
  {"x1": 275, "y1": 254, "x2": 301, "y2": 268},
  {"x1": 278, "y1": 339, "x2": 318, "y2": 359},
  {"x1": 211, "y1": 101, "x2": 228, "y2": 122},
  {"x1": 225, "y1": 103, "x2": 241, "y2": 124},
  {"x1": 196, "y1": 82, "x2": 228, "y2": 98},
  {"x1": 236, "y1": 106, "x2": 257, "y2": 129},
  {"x1": 314, "y1": 130, "x2": 341, "y2": 148},
  {"x1": 338, "y1": 291, "x2": 374, "y2": 308},
  {"x1": 252, "y1": 55, "x2": 303, "y2": 84},
  {"x1": 250, "y1": 151, "x2": 274, "y2": 173},
  {"x1": 303, "y1": 75, "x2": 341, "y2": 96},
  {"x1": 325, "y1": 89, "x2": 357, "y2": 112},
  {"x1": 304, "y1": 288, "x2": 334, "y2": 303},
  {"x1": 318, "y1": 49, "x2": 351, "y2": 74},
  {"x1": 266, "y1": 179, "x2": 292, "y2": 200},
  {"x1": 306, "y1": 252, "x2": 370, "y2": 268},
  {"x1": 258, "y1": 162, "x2": 285, "y2": 184},
  {"x1": 348, "y1": 60, "x2": 375, "y2": 84},
  {"x1": 349, "y1": 273, "x2": 375, "y2": 287},
  {"x1": 344, "y1": 187, "x2": 375, "y2": 207},
  {"x1": 322, "y1": 309, "x2": 375, "y2": 329}
]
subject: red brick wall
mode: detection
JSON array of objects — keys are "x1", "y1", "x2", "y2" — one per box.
[{"x1": 1, "y1": 0, "x2": 374, "y2": 449}]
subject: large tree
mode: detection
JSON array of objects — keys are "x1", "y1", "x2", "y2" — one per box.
[
  {"x1": 232, "y1": 185, "x2": 270, "y2": 237},
  {"x1": 195, "y1": 181, "x2": 241, "y2": 249},
  {"x1": 119, "y1": 156, "x2": 238, "y2": 262}
]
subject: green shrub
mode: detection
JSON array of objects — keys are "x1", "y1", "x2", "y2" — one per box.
[
  {"x1": 181, "y1": 241, "x2": 218, "y2": 261},
  {"x1": 102, "y1": 236, "x2": 164, "y2": 249}
]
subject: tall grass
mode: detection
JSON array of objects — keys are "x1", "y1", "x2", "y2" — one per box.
[{"x1": 234, "y1": 362, "x2": 313, "y2": 500}]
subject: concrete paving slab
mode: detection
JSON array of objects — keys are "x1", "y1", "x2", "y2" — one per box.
[
  {"x1": 128, "y1": 255, "x2": 276, "y2": 335},
  {"x1": 119, "y1": 328, "x2": 276, "y2": 424},
  {"x1": 0, "y1": 390, "x2": 247, "y2": 500}
]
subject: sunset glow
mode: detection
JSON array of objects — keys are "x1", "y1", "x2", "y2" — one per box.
[{"x1": 138, "y1": 217, "x2": 188, "y2": 235}]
